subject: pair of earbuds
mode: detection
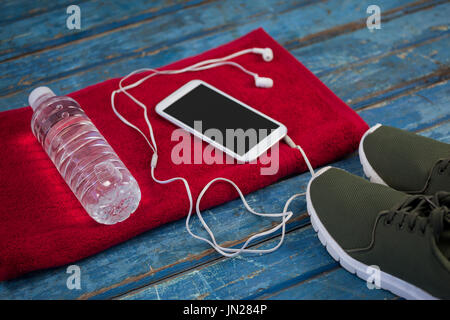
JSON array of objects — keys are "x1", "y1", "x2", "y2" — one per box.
[
  {"x1": 209, "y1": 47, "x2": 275, "y2": 88},
  {"x1": 113, "y1": 47, "x2": 275, "y2": 98}
]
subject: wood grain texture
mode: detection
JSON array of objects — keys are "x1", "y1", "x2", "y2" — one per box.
[
  {"x1": 264, "y1": 268, "x2": 398, "y2": 300},
  {"x1": 0, "y1": 0, "x2": 206, "y2": 61},
  {"x1": 1, "y1": 0, "x2": 435, "y2": 108},
  {"x1": 0, "y1": 0, "x2": 448, "y2": 300},
  {"x1": 119, "y1": 226, "x2": 347, "y2": 300},
  {"x1": 291, "y1": 3, "x2": 449, "y2": 77},
  {"x1": 0, "y1": 0, "x2": 315, "y2": 94},
  {"x1": 1, "y1": 1, "x2": 448, "y2": 112},
  {"x1": 118, "y1": 227, "x2": 397, "y2": 300},
  {"x1": 0, "y1": 0, "x2": 85, "y2": 26}
]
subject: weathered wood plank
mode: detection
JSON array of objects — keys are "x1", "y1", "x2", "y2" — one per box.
[
  {"x1": 420, "y1": 120, "x2": 450, "y2": 141},
  {"x1": 1, "y1": 1, "x2": 448, "y2": 113},
  {"x1": 290, "y1": 3, "x2": 449, "y2": 76},
  {"x1": 0, "y1": 79, "x2": 447, "y2": 299},
  {"x1": 283, "y1": 0, "x2": 448, "y2": 49},
  {"x1": 320, "y1": 36, "x2": 449, "y2": 109},
  {"x1": 0, "y1": 0, "x2": 206, "y2": 61},
  {"x1": 118, "y1": 227, "x2": 396, "y2": 300},
  {"x1": 119, "y1": 226, "x2": 346, "y2": 300},
  {"x1": 0, "y1": 0, "x2": 316, "y2": 92},
  {"x1": 358, "y1": 81, "x2": 450, "y2": 131},
  {"x1": 6, "y1": 0, "x2": 439, "y2": 63},
  {"x1": 263, "y1": 268, "x2": 397, "y2": 300},
  {"x1": 0, "y1": 0, "x2": 83, "y2": 25},
  {"x1": 0, "y1": 0, "x2": 429, "y2": 101}
]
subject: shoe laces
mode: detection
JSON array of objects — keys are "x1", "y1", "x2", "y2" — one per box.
[
  {"x1": 382, "y1": 191, "x2": 450, "y2": 239},
  {"x1": 438, "y1": 158, "x2": 450, "y2": 174}
]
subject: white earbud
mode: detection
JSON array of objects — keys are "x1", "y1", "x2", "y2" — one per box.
[
  {"x1": 252, "y1": 48, "x2": 273, "y2": 62},
  {"x1": 255, "y1": 76, "x2": 273, "y2": 88}
]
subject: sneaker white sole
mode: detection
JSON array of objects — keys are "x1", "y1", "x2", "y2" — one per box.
[
  {"x1": 358, "y1": 124, "x2": 388, "y2": 185},
  {"x1": 306, "y1": 166, "x2": 437, "y2": 300}
]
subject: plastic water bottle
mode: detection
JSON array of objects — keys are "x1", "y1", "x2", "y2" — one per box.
[{"x1": 29, "y1": 87, "x2": 141, "y2": 224}]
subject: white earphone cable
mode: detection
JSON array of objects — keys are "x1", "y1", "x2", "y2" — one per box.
[{"x1": 111, "y1": 47, "x2": 314, "y2": 257}]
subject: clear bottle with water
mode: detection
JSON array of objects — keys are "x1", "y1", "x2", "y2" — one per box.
[{"x1": 29, "y1": 87, "x2": 141, "y2": 224}]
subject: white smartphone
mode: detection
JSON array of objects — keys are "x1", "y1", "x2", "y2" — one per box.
[{"x1": 155, "y1": 80, "x2": 287, "y2": 163}]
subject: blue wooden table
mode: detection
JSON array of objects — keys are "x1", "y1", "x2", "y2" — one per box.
[{"x1": 0, "y1": 0, "x2": 448, "y2": 300}]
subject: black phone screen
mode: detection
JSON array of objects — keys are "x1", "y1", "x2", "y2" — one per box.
[{"x1": 163, "y1": 84, "x2": 280, "y2": 156}]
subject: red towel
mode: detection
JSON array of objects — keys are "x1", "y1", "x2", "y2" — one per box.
[{"x1": 0, "y1": 28, "x2": 368, "y2": 280}]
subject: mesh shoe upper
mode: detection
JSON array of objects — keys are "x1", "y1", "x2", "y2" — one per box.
[
  {"x1": 309, "y1": 167, "x2": 407, "y2": 249},
  {"x1": 308, "y1": 167, "x2": 450, "y2": 299},
  {"x1": 362, "y1": 126, "x2": 450, "y2": 194}
]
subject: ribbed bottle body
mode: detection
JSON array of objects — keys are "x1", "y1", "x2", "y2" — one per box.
[{"x1": 31, "y1": 95, "x2": 140, "y2": 224}]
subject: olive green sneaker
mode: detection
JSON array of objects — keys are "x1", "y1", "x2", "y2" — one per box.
[
  {"x1": 359, "y1": 124, "x2": 450, "y2": 194},
  {"x1": 306, "y1": 167, "x2": 450, "y2": 299}
]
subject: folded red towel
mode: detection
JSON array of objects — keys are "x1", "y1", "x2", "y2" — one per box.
[{"x1": 0, "y1": 28, "x2": 368, "y2": 280}]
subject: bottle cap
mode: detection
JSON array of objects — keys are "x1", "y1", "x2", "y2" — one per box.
[{"x1": 28, "y1": 87, "x2": 55, "y2": 111}]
